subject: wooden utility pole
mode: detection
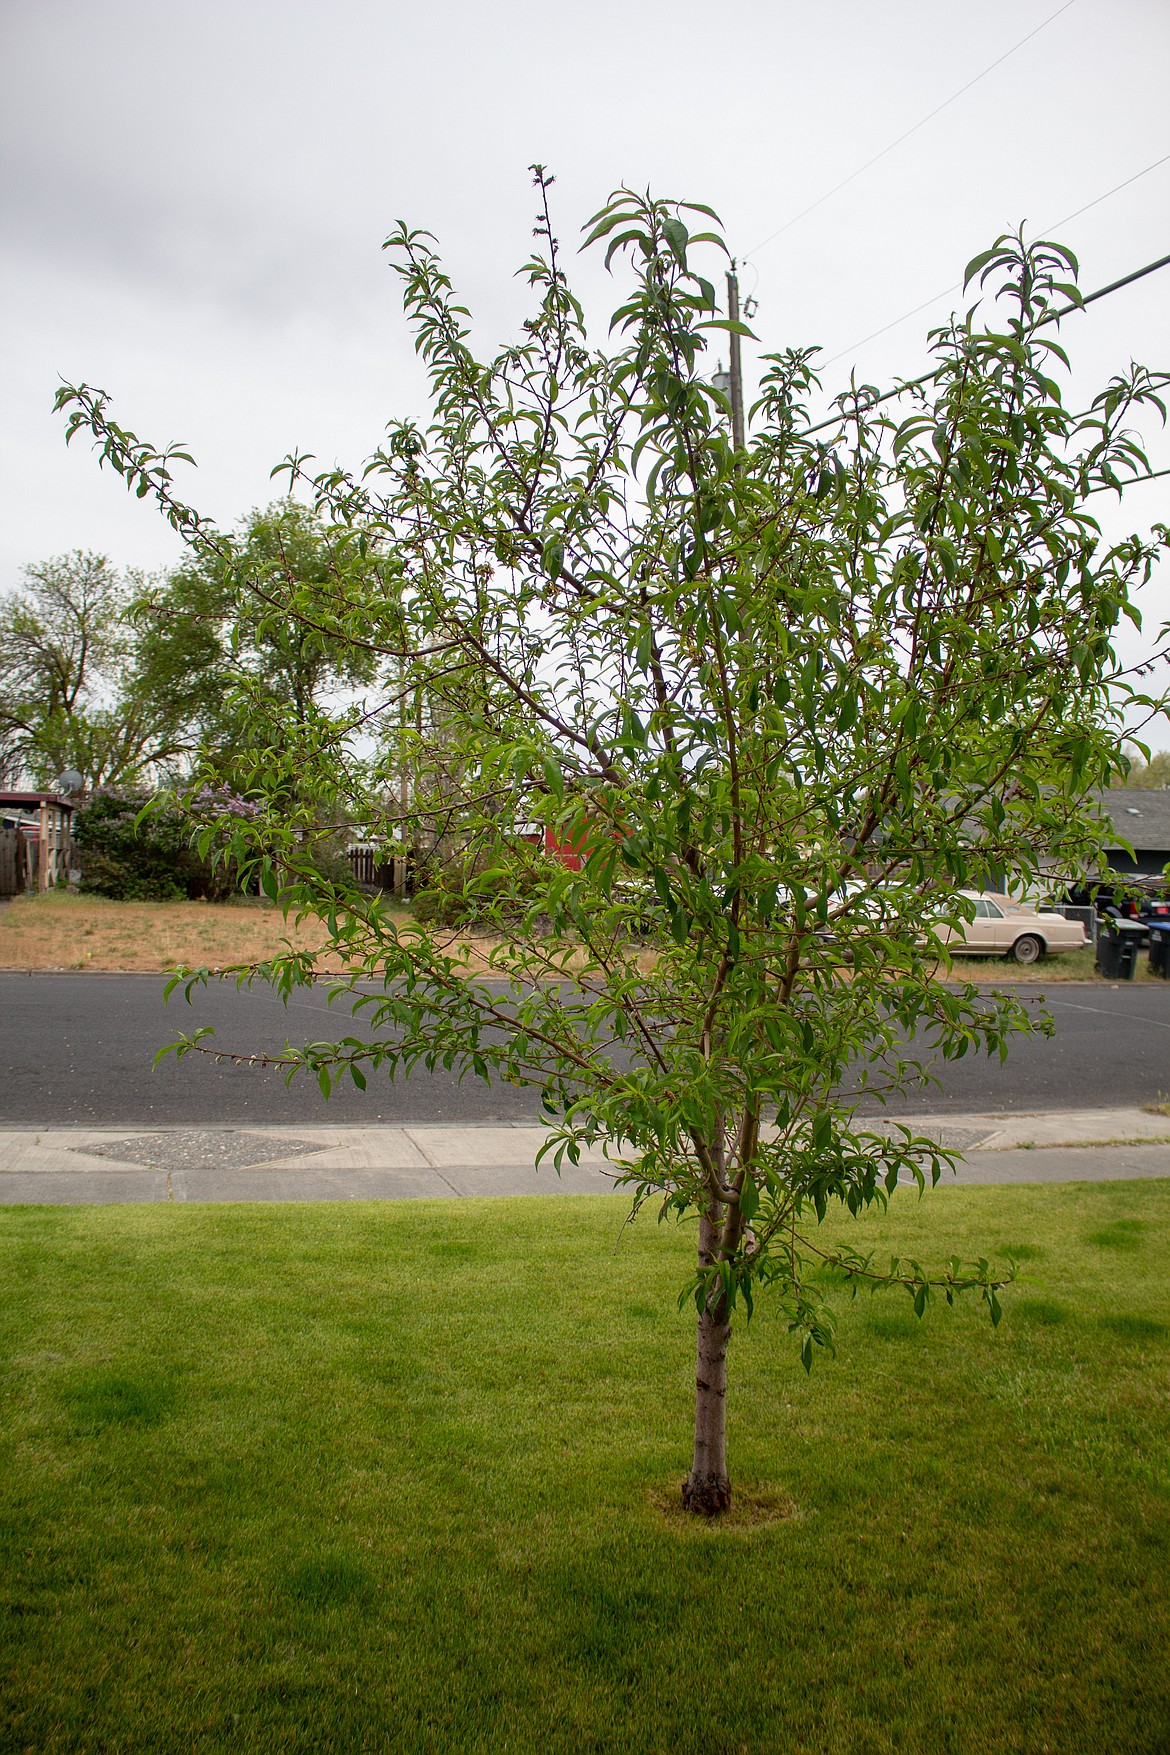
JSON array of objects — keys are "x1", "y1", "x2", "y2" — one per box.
[
  {"x1": 726, "y1": 266, "x2": 745, "y2": 451},
  {"x1": 395, "y1": 658, "x2": 409, "y2": 901}
]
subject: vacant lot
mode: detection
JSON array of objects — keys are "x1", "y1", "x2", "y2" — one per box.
[
  {"x1": 2, "y1": 1181, "x2": 1167, "y2": 1752},
  {"x1": 0, "y1": 890, "x2": 470, "y2": 976},
  {"x1": 0, "y1": 890, "x2": 331, "y2": 973},
  {"x1": 0, "y1": 891, "x2": 1146, "y2": 982}
]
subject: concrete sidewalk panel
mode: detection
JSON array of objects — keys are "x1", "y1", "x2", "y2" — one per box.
[
  {"x1": 405, "y1": 1125, "x2": 610, "y2": 1169},
  {"x1": 439, "y1": 1162, "x2": 620, "y2": 1198},
  {"x1": 260, "y1": 1135, "x2": 432, "y2": 1172},
  {"x1": 0, "y1": 1171, "x2": 168, "y2": 1204},
  {"x1": 172, "y1": 1166, "x2": 454, "y2": 1202},
  {"x1": 0, "y1": 1127, "x2": 433, "y2": 1177},
  {"x1": 0, "y1": 1137, "x2": 75, "y2": 1174},
  {"x1": 950, "y1": 1143, "x2": 1170, "y2": 1183},
  {"x1": 2, "y1": 1118, "x2": 1168, "y2": 1204},
  {"x1": 884, "y1": 1109, "x2": 1170, "y2": 1151}
]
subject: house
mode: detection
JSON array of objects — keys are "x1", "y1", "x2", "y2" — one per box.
[
  {"x1": 1090, "y1": 789, "x2": 1170, "y2": 883},
  {"x1": 0, "y1": 792, "x2": 77, "y2": 896}
]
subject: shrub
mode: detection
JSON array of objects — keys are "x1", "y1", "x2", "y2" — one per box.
[
  {"x1": 73, "y1": 790, "x2": 235, "y2": 901},
  {"x1": 411, "y1": 849, "x2": 555, "y2": 929}
]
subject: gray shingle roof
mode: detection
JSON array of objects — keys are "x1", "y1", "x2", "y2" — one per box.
[{"x1": 1091, "y1": 789, "x2": 1170, "y2": 851}]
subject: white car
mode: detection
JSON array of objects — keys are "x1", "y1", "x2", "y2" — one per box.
[{"x1": 938, "y1": 891, "x2": 1087, "y2": 965}]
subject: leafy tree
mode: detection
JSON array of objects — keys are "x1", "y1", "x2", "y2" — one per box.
[
  {"x1": 150, "y1": 502, "x2": 385, "y2": 834},
  {"x1": 56, "y1": 172, "x2": 1169, "y2": 1516},
  {"x1": 0, "y1": 552, "x2": 130, "y2": 787},
  {"x1": 1117, "y1": 748, "x2": 1170, "y2": 789},
  {"x1": 0, "y1": 505, "x2": 379, "y2": 801},
  {"x1": 0, "y1": 551, "x2": 219, "y2": 790},
  {"x1": 165, "y1": 500, "x2": 382, "y2": 755}
]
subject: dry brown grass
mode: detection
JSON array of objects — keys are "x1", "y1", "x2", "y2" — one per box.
[
  {"x1": 0, "y1": 891, "x2": 351, "y2": 974},
  {"x1": 0, "y1": 891, "x2": 657, "y2": 979},
  {"x1": 0, "y1": 891, "x2": 1148, "y2": 985},
  {"x1": 0, "y1": 891, "x2": 571, "y2": 980}
]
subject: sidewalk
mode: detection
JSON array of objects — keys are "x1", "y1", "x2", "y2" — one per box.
[{"x1": 1, "y1": 1108, "x2": 1168, "y2": 1204}]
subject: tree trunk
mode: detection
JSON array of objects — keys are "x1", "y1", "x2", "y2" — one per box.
[{"x1": 683, "y1": 1205, "x2": 732, "y2": 1516}]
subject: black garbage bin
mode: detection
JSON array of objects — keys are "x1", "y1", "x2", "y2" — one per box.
[
  {"x1": 1096, "y1": 919, "x2": 1144, "y2": 980},
  {"x1": 1149, "y1": 922, "x2": 1170, "y2": 979}
]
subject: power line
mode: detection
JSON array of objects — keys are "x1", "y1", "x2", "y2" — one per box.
[
  {"x1": 800, "y1": 248, "x2": 1170, "y2": 437},
  {"x1": 744, "y1": 0, "x2": 1077, "y2": 260},
  {"x1": 1048, "y1": 149, "x2": 1170, "y2": 233},
  {"x1": 1088, "y1": 466, "x2": 1170, "y2": 496},
  {"x1": 819, "y1": 283, "x2": 966, "y2": 374},
  {"x1": 1076, "y1": 249, "x2": 1170, "y2": 311},
  {"x1": 819, "y1": 149, "x2": 1170, "y2": 369}
]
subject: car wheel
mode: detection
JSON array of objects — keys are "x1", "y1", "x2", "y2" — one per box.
[{"x1": 1009, "y1": 934, "x2": 1043, "y2": 966}]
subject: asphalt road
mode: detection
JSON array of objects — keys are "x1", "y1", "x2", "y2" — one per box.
[{"x1": 1, "y1": 971, "x2": 1168, "y2": 1127}]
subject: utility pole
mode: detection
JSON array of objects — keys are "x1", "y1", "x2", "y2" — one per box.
[{"x1": 726, "y1": 265, "x2": 745, "y2": 451}]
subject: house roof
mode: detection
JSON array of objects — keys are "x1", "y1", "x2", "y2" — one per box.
[
  {"x1": 1091, "y1": 789, "x2": 1170, "y2": 851},
  {"x1": 0, "y1": 792, "x2": 77, "y2": 813}
]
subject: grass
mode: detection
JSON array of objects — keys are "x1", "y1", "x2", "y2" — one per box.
[
  {"x1": 0, "y1": 890, "x2": 335, "y2": 973},
  {"x1": 946, "y1": 943, "x2": 1161, "y2": 982},
  {"x1": 0, "y1": 890, "x2": 455, "y2": 976},
  {"x1": 2, "y1": 1182, "x2": 1168, "y2": 1752},
  {"x1": 0, "y1": 892, "x2": 594, "y2": 979},
  {"x1": 1, "y1": 892, "x2": 1158, "y2": 985}
]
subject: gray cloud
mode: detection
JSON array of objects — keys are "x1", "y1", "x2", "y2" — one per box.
[{"x1": 2, "y1": 0, "x2": 1166, "y2": 650}]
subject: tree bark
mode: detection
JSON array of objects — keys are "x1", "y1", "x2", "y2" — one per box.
[{"x1": 683, "y1": 1205, "x2": 732, "y2": 1516}]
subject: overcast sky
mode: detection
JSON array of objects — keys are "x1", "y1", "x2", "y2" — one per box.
[{"x1": 1, "y1": 0, "x2": 1167, "y2": 708}]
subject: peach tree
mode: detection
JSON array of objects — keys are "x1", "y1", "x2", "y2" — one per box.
[{"x1": 57, "y1": 171, "x2": 1168, "y2": 1515}]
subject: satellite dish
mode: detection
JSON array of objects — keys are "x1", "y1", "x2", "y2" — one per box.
[{"x1": 54, "y1": 770, "x2": 85, "y2": 796}]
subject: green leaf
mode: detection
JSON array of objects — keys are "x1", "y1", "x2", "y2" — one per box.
[
  {"x1": 963, "y1": 245, "x2": 1000, "y2": 289},
  {"x1": 697, "y1": 317, "x2": 759, "y2": 341},
  {"x1": 542, "y1": 535, "x2": 564, "y2": 582},
  {"x1": 662, "y1": 218, "x2": 689, "y2": 267}
]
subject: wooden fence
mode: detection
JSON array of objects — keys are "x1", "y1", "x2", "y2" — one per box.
[
  {"x1": 348, "y1": 846, "x2": 412, "y2": 895},
  {"x1": 0, "y1": 825, "x2": 28, "y2": 897}
]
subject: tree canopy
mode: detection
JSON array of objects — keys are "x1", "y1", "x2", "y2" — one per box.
[
  {"x1": 0, "y1": 549, "x2": 225, "y2": 791},
  {"x1": 158, "y1": 499, "x2": 381, "y2": 768},
  {"x1": 1118, "y1": 748, "x2": 1170, "y2": 790},
  {"x1": 1, "y1": 502, "x2": 382, "y2": 799},
  {"x1": 55, "y1": 171, "x2": 1170, "y2": 1514}
]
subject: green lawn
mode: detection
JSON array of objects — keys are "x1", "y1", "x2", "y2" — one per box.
[{"x1": 2, "y1": 1183, "x2": 1168, "y2": 1754}]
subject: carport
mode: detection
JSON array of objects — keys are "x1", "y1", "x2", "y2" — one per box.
[{"x1": 0, "y1": 792, "x2": 77, "y2": 895}]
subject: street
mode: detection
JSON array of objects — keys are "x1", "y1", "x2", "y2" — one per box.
[{"x1": 2, "y1": 971, "x2": 1168, "y2": 1126}]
